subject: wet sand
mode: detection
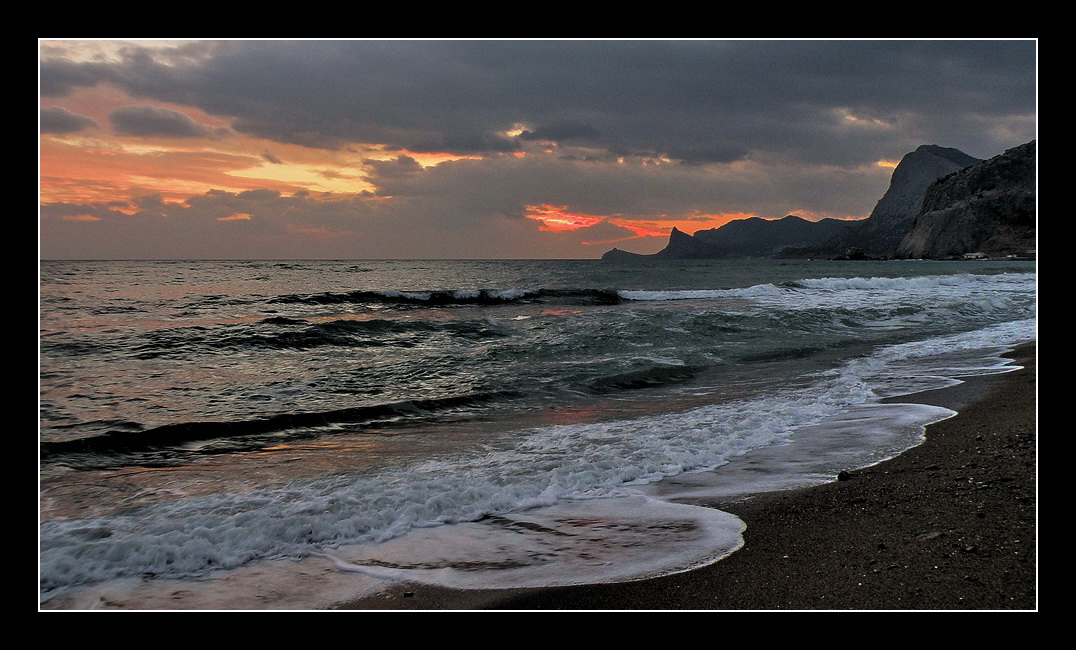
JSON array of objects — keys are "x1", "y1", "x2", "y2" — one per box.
[{"x1": 341, "y1": 343, "x2": 1036, "y2": 610}]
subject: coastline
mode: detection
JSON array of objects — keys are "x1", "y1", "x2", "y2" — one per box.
[{"x1": 340, "y1": 342, "x2": 1036, "y2": 611}]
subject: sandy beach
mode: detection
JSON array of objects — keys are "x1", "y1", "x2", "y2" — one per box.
[{"x1": 341, "y1": 343, "x2": 1036, "y2": 611}]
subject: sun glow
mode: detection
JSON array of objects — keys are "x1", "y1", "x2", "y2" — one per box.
[
  {"x1": 373, "y1": 150, "x2": 484, "y2": 168},
  {"x1": 505, "y1": 124, "x2": 529, "y2": 138}
]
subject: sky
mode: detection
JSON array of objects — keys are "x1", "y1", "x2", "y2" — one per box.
[{"x1": 39, "y1": 39, "x2": 1037, "y2": 260}]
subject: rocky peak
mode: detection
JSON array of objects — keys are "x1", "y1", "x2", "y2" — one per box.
[
  {"x1": 869, "y1": 145, "x2": 983, "y2": 227},
  {"x1": 896, "y1": 140, "x2": 1035, "y2": 259},
  {"x1": 778, "y1": 144, "x2": 984, "y2": 258}
]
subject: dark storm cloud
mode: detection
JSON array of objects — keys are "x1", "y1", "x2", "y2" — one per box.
[
  {"x1": 363, "y1": 154, "x2": 424, "y2": 181},
  {"x1": 412, "y1": 132, "x2": 521, "y2": 154},
  {"x1": 109, "y1": 105, "x2": 222, "y2": 138},
  {"x1": 519, "y1": 120, "x2": 601, "y2": 142},
  {"x1": 40, "y1": 106, "x2": 98, "y2": 134},
  {"x1": 40, "y1": 39, "x2": 1036, "y2": 163},
  {"x1": 39, "y1": 58, "x2": 114, "y2": 97}
]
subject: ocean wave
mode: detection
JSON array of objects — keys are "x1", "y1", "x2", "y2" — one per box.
[
  {"x1": 261, "y1": 273, "x2": 1034, "y2": 312},
  {"x1": 797, "y1": 272, "x2": 1035, "y2": 291},
  {"x1": 121, "y1": 317, "x2": 512, "y2": 359},
  {"x1": 39, "y1": 390, "x2": 520, "y2": 463},
  {"x1": 587, "y1": 363, "x2": 707, "y2": 392},
  {"x1": 619, "y1": 272, "x2": 1034, "y2": 302},
  {"x1": 619, "y1": 285, "x2": 787, "y2": 301},
  {"x1": 38, "y1": 316, "x2": 1034, "y2": 596},
  {"x1": 38, "y1": 355, "x2": 875, "y2": 593},
  {"x1": 269, "y1": 288, "x2": 623, "y2": 307}
]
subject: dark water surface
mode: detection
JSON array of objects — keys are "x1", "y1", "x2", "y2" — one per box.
[{"x1": 39, "y1": 258, "x2": 1036, "y2": 607}]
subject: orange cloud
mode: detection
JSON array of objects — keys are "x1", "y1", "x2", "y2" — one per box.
[
  {"x1": 603, "y1": 219, "x2": 668, "y2": 239},
  {"x1": 40, "y1": 86, "x2": 387, "y2": 207},
  {"x1": 525, "y1": 204, "x2": 606, "y2": 232},
  {"x1": 39, "y1": 137, "x2": 300, "y2": 204}
]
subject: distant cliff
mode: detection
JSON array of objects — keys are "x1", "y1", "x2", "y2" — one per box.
[
  {"x1": 603, "y1": 143, "x2": 995, "y2": 262},
  {"x1": 778, "y1": 144, "x2": 983, "y2": 258},
  {"x1": 896, "y1": 140, "x2": 1036, "y2": 259},
  {"x1": 602, "y1": 215, "x2": 850, "y2": 260}
]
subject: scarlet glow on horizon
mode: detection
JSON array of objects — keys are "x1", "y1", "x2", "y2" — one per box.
[
  {"x1": 526, "y1": 204, "x2": 792, "y2": 243},
  {"x1": 606, "y1": 213, "x2": 764, "y2": 239}
]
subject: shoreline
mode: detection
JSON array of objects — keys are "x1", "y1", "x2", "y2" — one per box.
[{"x1": 340, "y1": 343, "x2": 1036, "y2": 611}]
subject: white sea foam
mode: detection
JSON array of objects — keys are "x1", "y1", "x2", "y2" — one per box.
[
  {"x1": 382, "y1": 290, "x2": 433, "y2": 301},
  {"x1": 619, "y1": 285, "x2": 787, "y2": 301},
  {"x1": 489, "y1": 288, "x2": 536, "y2": 300},
  {"x1": 798, "y1": 272, "x2": 1035, "y2": 291},
  {"x1": 620, "y1": 272, "x2": 1035, "y2": 306},
  {"x1": 42, "y1": 495, "x2": 748, "y2": 610},
  {"x1": 322, "y1": 494, "x2": 747, "y2": 590},
  {"x1": 846, "y1": 320, "x2": 1035, "y2": 398}
]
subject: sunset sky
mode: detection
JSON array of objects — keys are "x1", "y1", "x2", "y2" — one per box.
[{"x1": 39, "y1": 39, "x2": 1037, "y2": 259}]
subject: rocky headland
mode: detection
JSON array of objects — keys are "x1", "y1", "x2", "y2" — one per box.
[{"x1": 602, "y1": 140, "x2": 1035, "y2": 261}]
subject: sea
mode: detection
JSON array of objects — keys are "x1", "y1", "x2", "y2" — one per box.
[{"x1": 38, "y1": 258, "x2": 1037, "y2": 609}]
